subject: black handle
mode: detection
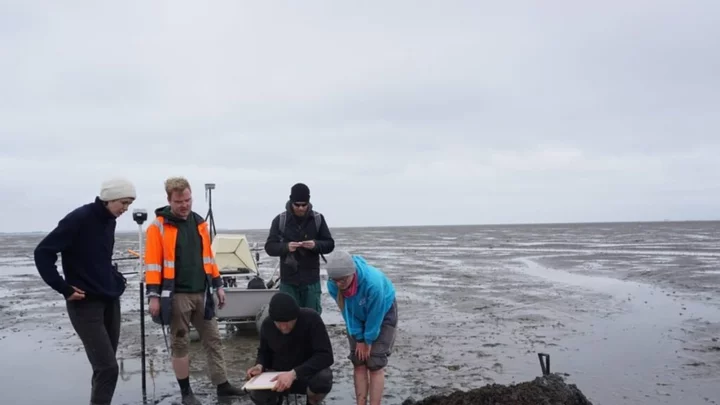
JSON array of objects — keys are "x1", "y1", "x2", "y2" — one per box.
[{"x1": 538, "y1": 352, "x2": 550, "y2": 376}]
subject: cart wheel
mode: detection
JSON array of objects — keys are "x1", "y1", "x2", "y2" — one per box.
[{"x1": 256, "y1": 304, "x2": 270, "y2": 334}]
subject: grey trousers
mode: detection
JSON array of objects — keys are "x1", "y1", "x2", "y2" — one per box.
[{"x1": 66, "y1": 297, "x2": 121, "y2": 405}]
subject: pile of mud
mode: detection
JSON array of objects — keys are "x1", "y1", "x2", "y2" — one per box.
[{"x1": 402, "y1": 374, "x2": 592, "y2": 405}]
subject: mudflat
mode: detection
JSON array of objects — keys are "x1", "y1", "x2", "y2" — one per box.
[{"x1": 1, "y1": 221, "x2": 719, "y2": 405}]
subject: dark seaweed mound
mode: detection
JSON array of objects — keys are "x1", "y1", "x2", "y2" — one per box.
[{"x1": 402, "y1": 374, "x2": 593, "y2": 405}]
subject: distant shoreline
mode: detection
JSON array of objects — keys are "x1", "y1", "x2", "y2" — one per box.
[{"x1": 4, "y1": 218, "x2": 719, "y2": 236}]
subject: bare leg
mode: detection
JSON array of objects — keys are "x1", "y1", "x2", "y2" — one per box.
[
  {"x1": 353, "y1": 365, "x2": 369, "y2": 405},
  {"x1": 172, "y1": 356, "x2": 190, "y2": 379},
  {"x1": 368, "y1": 368, "x2": 385, "y2": 405},
  {"x1": 306, "y1": 388, "x2": 327, "y2": 405}
]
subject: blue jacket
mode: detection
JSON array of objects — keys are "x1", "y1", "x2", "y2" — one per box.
[
  {"x1": 34, "y1": 197, "x2": 127, "y2": 299},
  {"x1": 327, "y1": 255, "x2": 395, "y2": 345}
]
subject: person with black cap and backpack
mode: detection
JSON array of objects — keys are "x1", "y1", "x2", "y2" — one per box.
[
  {"x1": 264, "y1": 183, "x2": 335, "y2": 314},
  {"x1": 246, "y1": 292, "x2": 334, "y2": 405}
]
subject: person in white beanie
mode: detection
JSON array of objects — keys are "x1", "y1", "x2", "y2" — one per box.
[
  {"x1": 34, "y1": 177, "x2": 136, "y2": 405},
  {"x1": 326, "y1": 250, "x2": 398, "y2": 405}
]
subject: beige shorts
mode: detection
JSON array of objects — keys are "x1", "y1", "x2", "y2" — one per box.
[
  {"x1": 169, "y1": 292, "x2": 219, "y2": 357},
  {"x1": 167, "y1": 292, "x2": 228, "y2": 385}
]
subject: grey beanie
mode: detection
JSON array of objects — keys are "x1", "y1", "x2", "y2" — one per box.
[
  {"x1": 326, "y1": 250, "x2": 357, "y2": 279},
  {"x1": 100, "y1": 178, "x2": 136, "y2": 201}
]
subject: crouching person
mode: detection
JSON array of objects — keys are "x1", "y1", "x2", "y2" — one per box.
[
  {"x1": 326, "y1": 251, "x2": 398, "y2": 405},
  {"x1": 246, "y1": 292, "x2": 334, "y2": 405}
]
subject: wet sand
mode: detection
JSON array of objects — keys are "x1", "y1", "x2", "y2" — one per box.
[{"x1": 1, "y1": 221, "x2": 719, "y2": 405}]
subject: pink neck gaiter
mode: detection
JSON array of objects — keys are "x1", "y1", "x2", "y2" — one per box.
[{"x1": 341, "y1": 273, "x2": 359, "y2": 298}]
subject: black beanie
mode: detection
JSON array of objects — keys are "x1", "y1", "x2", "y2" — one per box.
[
  {"x1": 269, "y1": 292, "x2": 300, "y2": 322},
  {"x1": 289, "y1": 183, "x2": 310, "y2": 203}
]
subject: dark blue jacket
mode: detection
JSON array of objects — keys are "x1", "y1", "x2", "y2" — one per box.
[{"x1": 34, "y1": 197, "x2": 127, "y2": 299}]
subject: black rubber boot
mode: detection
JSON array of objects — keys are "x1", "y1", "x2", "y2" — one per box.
[
  {"x1": 181, "y1": 391, "x2": 202, "y2": 405},
  {"x1": 216, "y1": 381, "x2": 244, "y2": 397}
]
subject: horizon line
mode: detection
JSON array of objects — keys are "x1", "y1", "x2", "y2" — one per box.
[{"x1": 3, "y1": 218, "x2": 719, "y2": 235}]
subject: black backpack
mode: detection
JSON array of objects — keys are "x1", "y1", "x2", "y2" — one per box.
[
  {"x1": 247, "y1": 276, "x2": 267, "y2": 289},
  {"x1": 278, "y1": 210, "x2": 323, "y2": 234}
]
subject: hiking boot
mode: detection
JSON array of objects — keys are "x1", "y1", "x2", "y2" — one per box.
[
  {"x1": 216, "y1": 381, "x2": 244, "y2": 397},
  {"x1": 181, "y1": 392, "x2": 202, "y2": 405}
]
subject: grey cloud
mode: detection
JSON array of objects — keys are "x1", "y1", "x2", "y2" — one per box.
[{"x1": 1, "y1": 1, "x2": 719, "y2": 232}]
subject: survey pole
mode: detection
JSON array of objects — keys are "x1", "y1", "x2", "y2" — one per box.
[{"x1": 132, "y1": 209, "x2": 149, "y2": 403}]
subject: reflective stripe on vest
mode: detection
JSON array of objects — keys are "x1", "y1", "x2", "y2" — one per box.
[{"x1": 145, "y1": 219, "x2": 165, "y2": 274}]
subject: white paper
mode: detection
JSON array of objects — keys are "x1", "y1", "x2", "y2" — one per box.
[{"x1": 242, "y1": 371, "x2": 282, "y2": 391}]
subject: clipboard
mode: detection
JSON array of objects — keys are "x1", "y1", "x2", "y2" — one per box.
[{"x1": 242, "y1": 371, "x2": 282, "y2": 391}]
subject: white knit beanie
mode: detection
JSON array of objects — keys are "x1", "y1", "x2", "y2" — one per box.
[{"x1": 99, "y1": 178, "x2": 137, "y2": 201}]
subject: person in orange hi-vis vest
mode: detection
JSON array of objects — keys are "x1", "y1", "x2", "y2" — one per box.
[{"x1": 145, "y1": 177, "x2": 243, "y2": 404}]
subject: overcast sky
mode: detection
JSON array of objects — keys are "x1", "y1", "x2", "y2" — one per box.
[{"x1": 1, "y1": 1, "x2": 718, "y2": 233}]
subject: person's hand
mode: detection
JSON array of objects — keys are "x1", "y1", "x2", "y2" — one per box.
[
  {"x1": 355, "y1": 342, "x2": 371, "y2": 362},
  {"x1": 270, "y1": 370, "x2": 296, "y2": 392},
  {"x1": 149, "y1": 297, "x2": 160, "y2": 317},
  {"x1": 288, "y1": 242, "x2": 302, "y2": 252},
  {"x1": 67, "y1": 286, "x2": 85, "y2": 301},
  {"x1": 301, "y1": 240, "x2": 315, "y2": 250},
  {"x1": 246, "y1": 364, "x2": 263, "y2": 379},
  {"x1": 216, "y1": 288, "x2": 226, "y2": 309}
]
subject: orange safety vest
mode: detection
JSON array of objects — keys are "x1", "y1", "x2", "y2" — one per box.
[{"x1": 144, "y1": 212, "x2": 221, "y2": 305}]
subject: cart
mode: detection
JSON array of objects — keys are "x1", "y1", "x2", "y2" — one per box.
[{"x1": 210, "y1": 233, "x2": 280, "y2": 334}]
